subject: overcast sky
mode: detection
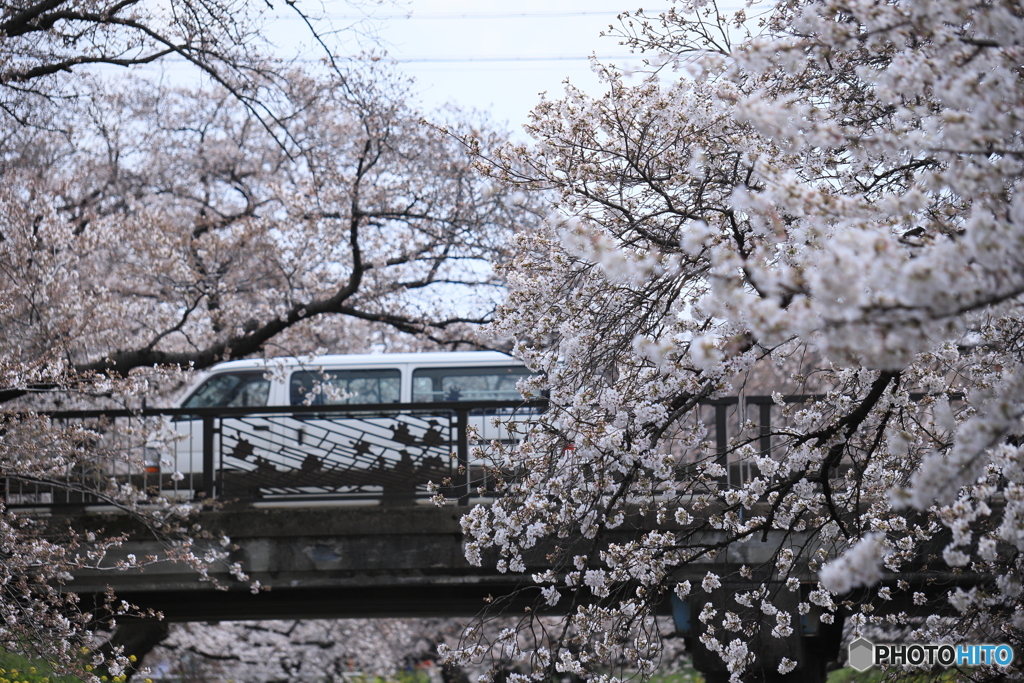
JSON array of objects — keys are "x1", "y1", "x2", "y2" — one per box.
[
  {"x1": 376, "y1": 1, "x2": 656, "y2": 131},
  {"x1": 268, "y1": 0, "x2": 665, "y2": 137}
]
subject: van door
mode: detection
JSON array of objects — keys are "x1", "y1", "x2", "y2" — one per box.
[
  {"x1": 410, "y1": 364, "x2": 535, "y2": 496},
  {"x1": 410, "y1": 364, "x2": 535, "y2": 440},
  {"x1": 162, "y1": 370, "x2": 276, "y2": 496},
  {"x1": 257, "y1": 367, "x2": 437, "y2": 501}
]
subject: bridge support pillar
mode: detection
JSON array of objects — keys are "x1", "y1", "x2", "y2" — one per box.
[{"x1": 94, "y1": 619, "x2": 170, "y2": 681}]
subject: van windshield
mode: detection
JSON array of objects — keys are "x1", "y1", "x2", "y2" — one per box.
[
  {"x1": 182, "y1": 371, "x2": 271, "y2": 408},
  {"x1": 412, "y1": 366, "x2": 532, "y2": 402},
  {"x1": 290, "y1": 369, "x2": 401, "y2": 405}
]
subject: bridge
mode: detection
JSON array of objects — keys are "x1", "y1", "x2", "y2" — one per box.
[
  {"x1": 61, "y1": 504, "x2": 818, "y2": 621},
  {"x1": 9, "y1": 396, "x2": 955, "y2": 682},
  {"x1": 10, "y1": 395, "x2": 832, "y2": 508}
]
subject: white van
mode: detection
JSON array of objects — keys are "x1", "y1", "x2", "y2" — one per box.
[{"x1": 149, "y1": 352, "x2": 536, "y2": 502}]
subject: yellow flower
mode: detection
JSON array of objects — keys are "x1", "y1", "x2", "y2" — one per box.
[
  {"x1": 84, "y1": 665, "x2": 93, "y2": 672},
  {"x1": 80, "y1": 647, "x2": 90, "y2": 654},
  {"x1": 128, "y1": 656, "x2": 136, "y2": 663}
]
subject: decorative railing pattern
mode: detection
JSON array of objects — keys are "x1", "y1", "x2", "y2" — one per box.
[
  {"x1": 3, "y1": 400, "x2": 546, "y2": 506},
  {"x1": 4, "y1": 393, "x2": 957, "y2": 506}
]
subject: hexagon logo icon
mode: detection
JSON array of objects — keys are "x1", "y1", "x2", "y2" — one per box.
[{"x1": 848, "y1": 637, "x2": 875, "y2": 672}]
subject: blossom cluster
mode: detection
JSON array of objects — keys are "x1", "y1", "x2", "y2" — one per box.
[{"x1": 448, "y1": 0, "x2": 1024, "y2": 680}]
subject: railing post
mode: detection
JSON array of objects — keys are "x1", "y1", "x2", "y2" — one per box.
[
  {"x1": 716, "y1": 403, "x2": 729, "y2": 487},
  {"x1": 456, "y1": 409, "x2": 470, "y2": 505},
  {"x1": 202, "y1": 415, "x2": 216, "y2": 500},
  {"x1": 759, "y1": 402, "x2": 772, "y2": 457}
]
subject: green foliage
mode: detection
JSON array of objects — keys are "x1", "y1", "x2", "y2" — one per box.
[
  {"x1": 827, "y1": 668, "x2": 965, "y2": 682},
  {"x1": 0, "y1": 649, "x2": 83, "y2": 683},
  {"x1": 344, "y1": 670, "x2": 437, "y2": 683},
  {"x1": 828, "y1": 669, "x2": 888, "y2": 683},
  {"x1": 645, "y1": 669, "x2": 704, "y2": 683}
]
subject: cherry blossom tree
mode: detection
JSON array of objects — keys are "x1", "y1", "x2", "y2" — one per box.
[
  {"x1": 0, "y1": 77, "x2": 532, "y2": 679},
  {"x1": 0, "y1": 0, "x2": 380, "y2": 144},
  {"x1": 0, "y1": 402, "x2": 252, "y2": 679},
  {"x1": 0, "y1": 0, "x2": 541, "y2": 676},
  {"x1": 1, "y1": 67, "x2": 531, "y2": 401},
  {"x1": 148, "y1": 618, "x2": 484, "y2": 683},
  {"x1": 2, "y1": 0, "x2": 532, "y2": 405},
  {"x1": 145, "y1": 616, "x2": 689, "y2": 683},
  {"x1": 450, "y1": 0, "x2": 1024, "y2": 681}
]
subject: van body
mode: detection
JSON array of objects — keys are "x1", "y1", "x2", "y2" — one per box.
[{"x1": 152, "y1": 352, "x2": 534, "y2": 501}]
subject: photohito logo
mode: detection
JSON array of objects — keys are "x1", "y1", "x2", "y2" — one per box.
[{"x1": 848, "y1": 638, "x2": 1015, "y2": 671}]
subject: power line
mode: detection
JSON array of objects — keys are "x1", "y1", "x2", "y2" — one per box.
[
  {"x1": 267, "y1": 9, "x2": 676, "y2": 21},
  {"x1": 397, "y1": 54, "x2": 649, "y2": 63},
  {"x1": 135, "y1": 53, "x2": 652, "y2": 67}
]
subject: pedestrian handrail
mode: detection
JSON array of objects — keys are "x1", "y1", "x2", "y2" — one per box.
[
  {"x1": 2, "y1": 391, "x2": 962, "y2": 507},
  {"x1": 3, "y1": 399, "x2": 548, "y2": 507}
]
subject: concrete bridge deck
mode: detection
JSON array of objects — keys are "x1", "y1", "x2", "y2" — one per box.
[
  {"x1": 69, "y1": 504, "x2": 508, "y2": 620},
  {"x1": 61, "y1": 503, "x2": 816, "y2": 622},
  {"x1": 49, "y1": 497, "x2": 964, "y2": 683}
]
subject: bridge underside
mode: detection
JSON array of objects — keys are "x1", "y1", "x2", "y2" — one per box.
[
  {"x1": 60, "y1": 504, "x2": 855, "y2": 682},
  {"x1": 90, "y1": 582, "x2": 545, "y2": 621},
  {"x1": 69, "y1": 505, "x2": 684, "y2": 622},
  {"x1": 68, "y1": 505, "x2": 524, "y2": 620},
  {"x1": 64, "y1": 504, "x2": 737, "y2": 621}
]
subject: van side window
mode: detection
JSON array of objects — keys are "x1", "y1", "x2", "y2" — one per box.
[
  {"x1": 290, "y1": 369, "x2": 401, "y2": 405},
  {"x1": 412, "y1": 366, "x2": 532, "y2": 402},
  {"x1": 182, "y1": 372, "x2": 271, "y2": 408}
]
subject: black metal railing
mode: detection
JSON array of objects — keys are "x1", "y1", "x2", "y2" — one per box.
[
  {"x1": 2, "y1": 400, "x2": 546, "y2": 506},
  {"x1": 3, "y1": 392, "x2": 961, "y2": 506},
  {"x1": 680, "y1": 392, "x2": 963, "y2": 489}
]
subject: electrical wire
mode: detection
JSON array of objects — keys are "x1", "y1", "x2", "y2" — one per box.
[{"x1": 266, "y1": 9, "x2": 677, "y2": 21}]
